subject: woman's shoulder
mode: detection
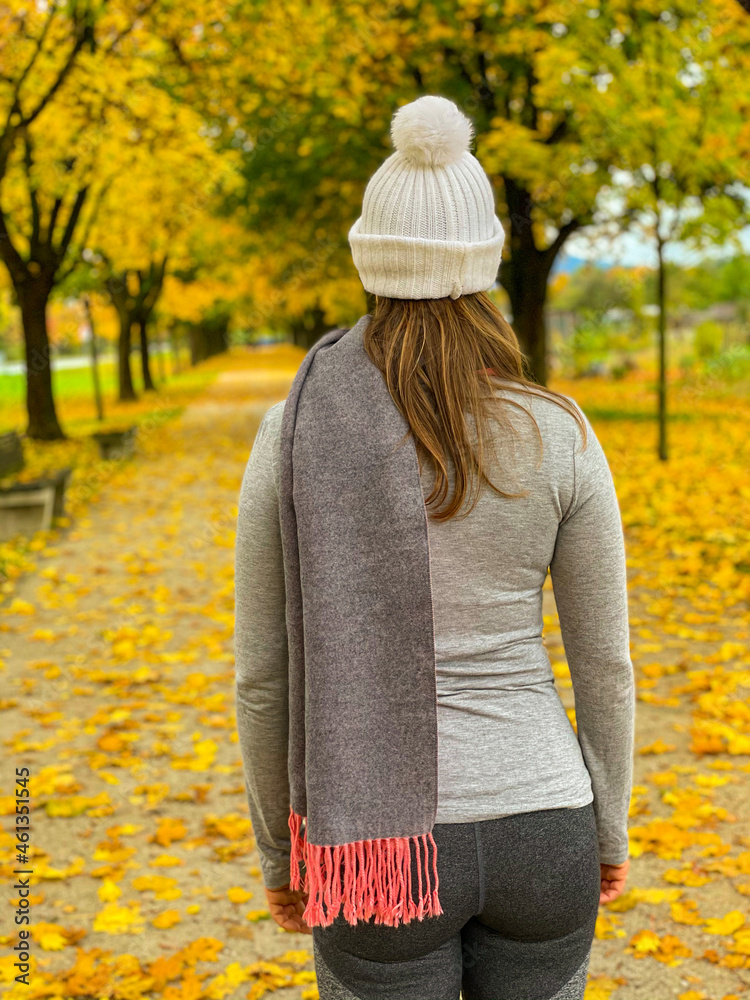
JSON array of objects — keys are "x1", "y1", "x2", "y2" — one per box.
[
  {"x1": 255, "y1": 400, "x2": 286, "y2": 490},
  {"x1": 257, "y1": 385, "x2": 592, "y2": 453},
  {"x1": 252, "y1": 399, "x2": 286, "y2": 454},
  {"x1": 490, "y1": 380, "x2": 589, "y2": 442},
  {"x1": 259, "y1": 398, "x2": 286, "y2": 437}
]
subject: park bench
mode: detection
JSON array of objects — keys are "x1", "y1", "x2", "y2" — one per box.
[
  {"x1": 0, "y1": 431, "x2": 72, "y2": 542},
  {"x1": 92, "y1": 426, "x2": 137, "y2": 461}
]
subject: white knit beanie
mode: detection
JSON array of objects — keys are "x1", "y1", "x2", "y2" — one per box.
[{"x1": 348, "y1": 95, "x2": 505, "y2": 301}]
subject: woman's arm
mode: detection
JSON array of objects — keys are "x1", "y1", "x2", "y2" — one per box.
[
  {"x1": 234, "y1": 403, "x2": 293, "y2": 891},
  {"x1": 549, "y1": 411, "x2": 635, "y2": 866}
]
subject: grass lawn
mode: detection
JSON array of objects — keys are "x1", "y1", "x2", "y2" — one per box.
[{"x1": 0, "y1": 352, "x2": 194, "y2": 436}]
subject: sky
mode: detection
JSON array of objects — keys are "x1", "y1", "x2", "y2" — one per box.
[
  {"x1": 553, "y1": 181, "x2": 750, "y2": 272},
  {"x1": 555, "y1": 224, "x2": 750, "y2": 273}
]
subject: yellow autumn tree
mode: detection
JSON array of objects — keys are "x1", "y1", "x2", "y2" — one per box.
[
  {"x1": 0, "y1": 0, "x2": 243, "y2": 437},
  {"x1": 83, "y1": 94, "x2": 241, "y2": 400},
  {"x1": 588, "y1": 0, "x2": 750, "y2": 459},
  {"x1": 0, "y1": 1, "x2": 154, "y2": 437}
]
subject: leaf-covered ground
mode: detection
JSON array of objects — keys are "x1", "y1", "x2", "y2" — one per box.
[
  {"x1": 1, "y1": 354, "x2": 749, "y2": 1000},
  {"x1": 550, "y1": 373, "x2": 750, "y2": 1000}
]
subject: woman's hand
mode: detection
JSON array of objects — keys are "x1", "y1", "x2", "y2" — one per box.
[
  {"x1": 600, "y1": 858, "x2": 629, "y2": 905},
  {"x1": 265, "y1": 884, "x2": 312, "y2": 934}
]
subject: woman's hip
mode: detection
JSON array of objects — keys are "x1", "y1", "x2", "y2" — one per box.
[{"x1": 312, "y1": 801, "x2": 600, "y2": 999}]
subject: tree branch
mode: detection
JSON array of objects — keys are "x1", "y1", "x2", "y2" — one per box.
[
  {"x1": 56, "y1": 185, "x2": 89, "y2": 259},
  {"x1": 56, "y1": 182, "x2": 105, "y2": 283},
  {"x1": 0, "y1": 207, "x2": 28, "y2": 284},
  {"x1": 103, "y1": 0, "x2": 160, "y2": 55},
  {"x1": 544, "y1": 217, "x2": 581, "y2": 262},
  {"x1": 143, "y1": 255, "x2": 168, "y2": 313},
  {"x1": 7, "y1": 1, "x2": 58, "y2": 126},
  {"x1": 78, "y1": 176, "x2": 111, "y2": 247},
  {"x1": 21, "y1": 13, "x2": 93, "y2": 128},
  {"x1": 544, "y1": 116, "x2": 568, "y2": 146},
  {"x1": 525, "y1": 67, "x2": 538, "y2": 132},
  {"x1": 22, "y1": 130, "x2": 41, "y2": 252},
  {"x1": 47, "y1": 197, "x2": 64, "y2": 248},
  {"x1": 169, "y1": 36, "x2": 193, "y2": 71}
]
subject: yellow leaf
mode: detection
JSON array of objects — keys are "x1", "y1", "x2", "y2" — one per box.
[
  {"x1": 5, "y1": 599, "x2": 35, "y2": 615},
  {"x1": 227, "y1": 886, "x2": 253, "y2": 904},
  {"x1": 595, "y1": 913, "x2": 624, "y2": 939},
  {"x1": 627, "y1": 930, "x2": 691, "y2": 965},
  {"x1": 152, "y1": 817, "x2": 187, "y2": 846},
  {"x1": 292, "y1": 971, "x2": 317, "y2": 984},
  {"x1": 662, "y1": 868, "x2": 712, "y2": 887},
  {"x1": 670, "y1": 900, "x2": 703, "y2": 925},
  {"x1": 703, "y1": 910, "x2": 745, "y2": 936},
  {"x1": 98, "y1": 879, "x2": 122, "y2": 902},
  {"x1": 92, "y1": 902, "x2": 144, "y2": 935},
  {"x1": 280, "y1": 950, "x2": 314, "y2": 964},
  {"x1": 131, "y1": 875, "x2": 181, "y2": 900},
  {"x1": 182, "y1": 937, "x2": 224, "y2": 962},
  {"x1": 638, "y1": 739, "x2": 676, "y2": 755},
  {"x1": 630, "y1": 930, "x2": 661, "y2": 954},
  {"x1": 28, "y1": 923, "x2": 77, "y2": 951},
  {"x1": 730, "y1": 929, "x2": 750, "y2": 955},
  {"x1": 584, "y1": 979, "x2": 625, "y2": 1000},
  {"x1": 204, "y1": 813, "x2": 252, "y2": 840},
  {"x1": 152, "y1": 909, "x2": 181, "y2": 929}
]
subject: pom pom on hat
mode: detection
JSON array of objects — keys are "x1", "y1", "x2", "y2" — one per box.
[{"x1": 391, "y1": 95, "x2": 473, "y2": 168}]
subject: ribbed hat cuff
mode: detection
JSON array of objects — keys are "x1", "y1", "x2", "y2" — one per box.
[{"x1": 348, "y1": 217, "x2": 505, "y2": 301}]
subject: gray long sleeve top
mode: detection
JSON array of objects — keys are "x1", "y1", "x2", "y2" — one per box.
[{"x1": 234, "y1": 385, "x2": 635, "y2": 889}]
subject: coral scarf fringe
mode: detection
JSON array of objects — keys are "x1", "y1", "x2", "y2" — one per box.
[{"x1": 289, "y1": 808, "x2": 443, "y2": 928}]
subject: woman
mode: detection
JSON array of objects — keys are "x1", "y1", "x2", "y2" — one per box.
[{"x1": 235, "y1": 95, "x2": 635, "y2": 1000}]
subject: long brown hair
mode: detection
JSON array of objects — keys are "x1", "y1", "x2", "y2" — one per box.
[{"x1": 362, "y1": 291, "x2": 587, "y2": 522}]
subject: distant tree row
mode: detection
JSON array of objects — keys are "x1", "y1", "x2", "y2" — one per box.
[{"x1": 0, "y1": 0, "x2": 243, "y2": 439}]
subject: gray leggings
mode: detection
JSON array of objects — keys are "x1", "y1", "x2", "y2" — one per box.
[{"x1": 312, "y1": 802, "x2": 600, "y2": 1000}]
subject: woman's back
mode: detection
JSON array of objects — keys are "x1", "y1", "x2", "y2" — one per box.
[
  {"x1": 422, "y1": 387, "x2": 632, "y2": 852},
  {"x1": 243, "y1": 381, "x2": 632, "y2": 863}
]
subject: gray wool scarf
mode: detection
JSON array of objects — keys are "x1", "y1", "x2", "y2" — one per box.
[{"x1": 278, "y1": 313, "x2": 442, "y2": 928}]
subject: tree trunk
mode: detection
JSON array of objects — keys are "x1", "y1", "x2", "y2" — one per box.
[
  {"x1": 500, "y1": 254, "x2": 550, "y2": 385},
  {"x1": 656, "y1": 234, "x2": 667, "y2": 462},
  {"x1": 189, "y1": 326, "x2": 208, "y2": 365},
  {"x1": 155, "y1": 332, "x2": 166, "y2": 383},
  {"x1": 83, "y1": 294, "x2": 104, "y2": 422},
  {"x1": 205, "y1": 320, "x2": 229, "y2": 358},
  {"x1": 17, "y1": 279, "x2": 65, "y2": 440},
  {"x1": 169, "y1": 326, "x2": 182, "y2": 374},
  {"x1": 189, "y1": 315, "x2": 230, "y2": 364},
  {"x1": 117, "y1": 310, "x2": 137, "y2": 402},
  {"x1": 498, "y1": 178, "x2": 579, "y2": 386},
  {"x1": 138, "y1": 316, "x2": 155, "y2": 391},
  {"x1": 289, "y1": 308, "x2": 328, "y2": 351}
]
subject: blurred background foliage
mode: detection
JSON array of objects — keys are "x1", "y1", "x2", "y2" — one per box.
[{"x1": 0, "y1": 0, "x2": 749, "y2": 445}]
